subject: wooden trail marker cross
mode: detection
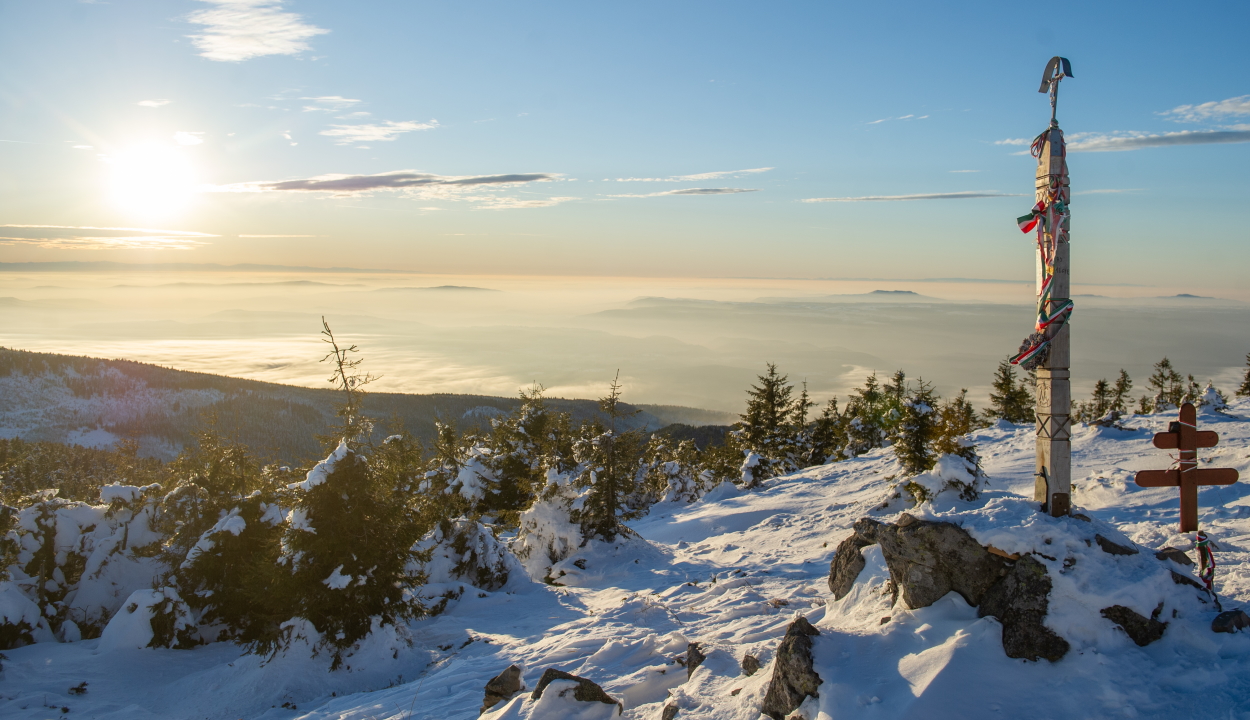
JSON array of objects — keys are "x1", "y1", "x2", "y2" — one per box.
[{"x1": 1135, "y1": 402, "x2": 1239, "y2": 532}]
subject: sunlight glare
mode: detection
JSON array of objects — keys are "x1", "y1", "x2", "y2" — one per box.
[{"x1": 108, "y1": 142, "x2": 197, "y2": 219}]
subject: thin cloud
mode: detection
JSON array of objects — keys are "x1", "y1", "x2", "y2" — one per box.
[
  {"x1": 868, "y1": 114, "x2": 929, "y2": 125},
  {"x1": 319, "y1": 120, "x2": 438, "y2": 144},
  {"x1": 301, "y1": 96, "x2": 361, "y2": 112},
  {"x1": 0, "y1": 225, "x2": 215, "y2": 250},
  {"x1": 474, "y1": 196, "x2": 577, "y2": 210},
  {"x1": 1160, "y1": 95, "x2": 1250, "y2": 123},
  {"x1": 137, "y1": 99, "x2": 172, "y2": 108},
  {"x1": 994, "y1": 138, "x2": 1030, "y2": 146},
  {"x1": 174, "y1": 131, "x2": 205, "y2": 146},
  {"x1": 611, "y1": 188, "x2": 760, "y2": 198},
  {"x1": 802, "y1": 191, "x2": 1023, "y2": 203},
  {"x1": 238, "y1": 234, "x2": 319, "y2": 237},
  {"x1": 187, "y1": 0, "x2": 329, "y2": 62},
  {"x1": 616, "y1": 167, "x2": 773, "y2": 182},
  {"x1": 207, "y1": 170, "x2": 558, "y2": 195},
  {"x1": 1068, "y1": 129, "x2": 1250, "y2": 152}
]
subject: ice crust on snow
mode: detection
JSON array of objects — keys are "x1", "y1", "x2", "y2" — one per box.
[{"x1": 5, "y1": 400, "x2": 1250, "y2": 719}]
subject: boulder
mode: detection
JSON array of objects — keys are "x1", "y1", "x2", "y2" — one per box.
[
  {"x1": 1094, "y1": 534, "x2": 1138, "y2": 556},
  {"x1": 530, "y1": 668, "x2": 620, "y2": 712},
  {"x1": 1212, "y1": 609, "x2": 1250, "y2": 634},
  {"x1": 870, "y1": 514, "x2": 1012, "y2": 609},
  {"x1": 742, "y1": 653, "x2": 761, "y2": 677},
  {"x1": 827, "y1": 522, "x2": 875, "y2": 599},
  {"x1": 481, "y1": 664, "x2": 524, "y2": 714},
  {"x1": 760, "y1": 617, "x2": 822, "y2": 720},
  {"x1": 686, "y1": 642, "x2": 706, "y2": 679},
  {"x1": 978, "y1": 555, "x2": 1069, "y2": 662},
  {"x1": 661, "y1": 704, "x2": 679, "y2": 720},
  {"x1": 1100, "y1": 605, "x2": 1167, "y2": 646},
  {"x1": 1155, "y1": 547, "x2": 1194, "y2": 567}
]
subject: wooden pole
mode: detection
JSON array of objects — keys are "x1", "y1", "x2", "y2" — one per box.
[{"x1": 1033, "y1": 124, "x2": 1072, "y2": 517}]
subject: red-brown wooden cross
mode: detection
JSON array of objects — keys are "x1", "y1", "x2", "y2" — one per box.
[{"x1": 1135, "y1": 402, "x2": 1239, "y2": 532}]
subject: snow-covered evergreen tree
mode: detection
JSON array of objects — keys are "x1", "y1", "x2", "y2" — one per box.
[
  {"x1": 641, "y1": 437, "x2": 706, "y2": 503},
  {"x1": 1146, "y1": 357, "x2": 1184, "y2": 411},
  {"x1": 1238, "y1": 353, "x2": 1250, "y2": 398},
  {"x1": 480, "y1": 386, "x2": 574, "y2": 528},
  {"x1": 1110, "y1": 369, "x2": 1134, "y2": 414},
  {"x1": 804, "y1": 397, "x2": 846, "y2": 466},
  {"x1": 571, "y1": 376, "x2": 647, "y2": 541},
  {"x1": 892, "y1": 380, "x2": 940, "y2": 476},
  {"x1": 986, "y1": 360, "x2": 1032, "y2": 423}
]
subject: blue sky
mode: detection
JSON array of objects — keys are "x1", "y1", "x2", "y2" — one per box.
[{"x1": 0, "y1": 0, "x2": 1247, "y2": 287}]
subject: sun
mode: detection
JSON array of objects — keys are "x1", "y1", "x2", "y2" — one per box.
[{"x1": 108, "y1": 142, "x2": 197, "y2": 219}]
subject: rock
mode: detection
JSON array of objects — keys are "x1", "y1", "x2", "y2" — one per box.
[
  {"x1": 870, "y1": 514, "x2": 1012, "y2": 609},
  {"x1": 978, "y1": 555, "x2": 1070, "y2": 662},
  {"x1": 1094, "y1": 534, "x2": 1138, "y2": 556},
  {"x1": 742, "y1": 653, "x2": 761, "y2": 677},
  {"x1": 1212, "y1": 609, "x2": 1250, "y2": 634},
  {"x1": 1170, "y1": 570, "x2": 1208, "y2": 592},
  {"x1": 760, "y1": 617, "x2": 822, "y2": 720},
  {"x1": 1100, "y1": 605, "x2": 1167, "y2": 646},
  {"x1": 530, "y1": 668, "x2": 620, "y2": 711},
  {"x1": 686, "y1": 642, "x2": 706, "y2": 679},
  {"x1": 481, "y1": 664, "x2": 524, "y2": 714},
  {"x1": 662, "y1": 704, "x2": 679, "y2": 720},
  {"x1": 827, "y1": 522, "x2": 876, "y2": 599},
  {"x1": 1155, "y1": 546, "x2": 1194, "y2": 567}
]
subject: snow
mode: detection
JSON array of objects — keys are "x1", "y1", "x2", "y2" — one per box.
[
  {"x1": 323, "y1": 565, "x2": 354, "y2": 590},
  {"x1": 292, "y1": 440, "x2": 350, "y2": 491},
  {"x1": 4, "y1": 401, "x2": 1250, "y2": 719}
]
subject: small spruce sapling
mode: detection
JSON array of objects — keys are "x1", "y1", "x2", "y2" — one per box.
[
  {"x1": 986, "y1": 360, "x2": 1033, "y2": 424},
  {"x1": 1237, "y1": 353, "x2": 1250, "y2": 398},
  {"x1": 572, "y1": 373, "x2": 647, "y2": 542}
]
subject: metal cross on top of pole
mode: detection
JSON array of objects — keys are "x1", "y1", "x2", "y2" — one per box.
[{"x1": 1010, "y1": 56, "x2": 1075, "y2": 517}]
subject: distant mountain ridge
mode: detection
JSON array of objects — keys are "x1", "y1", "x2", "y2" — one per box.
[{"x1": 0, "y1": 348, "x2": 733, "y2": 464}]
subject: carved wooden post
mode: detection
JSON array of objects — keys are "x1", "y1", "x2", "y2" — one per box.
[{"x1": 1034, "y1": 123, "x2": 1071, "y2": 517}]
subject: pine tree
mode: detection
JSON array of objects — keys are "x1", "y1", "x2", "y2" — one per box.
[
  {"x1": 1147, "y1": 357, "x2": 1184, "y2": 411},
  {"x1": 844, "y1": 373, "x2": 889, "y2": 457},
  {"x1": 572, "y1": 375, "x2": 648, "y2": 542},
  {"x1": 1238, "y1": 354, "x2": 1250, "y2": 398},
  {"x1": 892, "y1": 380, "x2": 940, "y2": 476},
  {"x1": 987, "y1": 360, "x2": 1032, "y2": 424},
  {"x1": 736, "y1": 364, "x2": 807, "y2": 482},
  {"x1": 482, "y1": 386, "x2": 574, "y2": 528},
  {"x1": 805, "y1": 397, "x2": 845, "y2": 465},
  {"x1": 1111, "y1": 370, "x2": 1133, "y2": 413}
]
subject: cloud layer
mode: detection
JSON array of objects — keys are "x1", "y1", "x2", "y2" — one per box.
[
  {"x1": 1067, "y1": 129, "x2": 1250, "y2": 152},
  {"x1": 802, "y1": 191, "x2": 1022, "y2": 203},
  {"x1": 188, "y1": 0, "x2": 329, "y2": 62},
  {"x1": 209, "y1": 170, "x2": 557, "y2": 195},
  {"x1": 319, "y1": 120, "x2": 438, "y2": 144},
  {"x1": 0, "y1": 225, "x2": 215, "y2": 250}
]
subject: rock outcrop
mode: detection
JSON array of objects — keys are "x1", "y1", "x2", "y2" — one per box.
[
  {"x1": 1100, "y1": 605, "x2": 1167, "y2": 646},
  {"x1": 686, "y1": 642, "x2": 706, "y2": 679},
  {"x1": 1212, "y1": 609, "x2": 1250, "y2": 634},
  {"x1": 481, "y1": 664, "x2": 524, "y2": 714},
  {"x1": 741, "y1": 653, "x2": 761, "y2": 677},
  {"x1": 978, "y1": 555, "x2": 1070, "y2": 661},
  {"x1": 760, "y1": 617, "x2": 822, "y2": 720},
  {"x1": 838, "y1": 514, "x2": 1013, "y2": 609},
  {"x1": 827, "y1": 521, "x2": 875, "y2": 599},
  {"x1": 530, "y1": 668, "x2": 620, "y2": 712},
  {"x1": 1094, "y1": 534, "x2": 1138, "y2": 556},
  {"x1": 1154, "y1": 546, "x2": 1194, "y2": 567}
]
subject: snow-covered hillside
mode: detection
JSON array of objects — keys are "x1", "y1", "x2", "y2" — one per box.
[{"x1": 4, "y1": 402, "x2": 1250, "y2": 719}]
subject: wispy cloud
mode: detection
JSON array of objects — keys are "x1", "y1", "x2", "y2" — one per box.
[
  {"x1": 137, "y1": 99, "x2": 172, "y2": 108},
  {"x1": 0, "y1": 225, "x2": 215, "y2": 250},
  {"x1": 238, "y1": 234, "x2": 319, "y2": 237},
  {"x1": 994, "y1": 138, "x2": 1030, "y2": 146},
  {"x1": 301, "y1": 95, "x2": 361, "y2": 112},
  {"x1": 611, "y1": 188, "x2": 760, "y2": 198},
  {"x1": 187, "y1": 0, "x2": 329, "y2": 62},
  {"x1": 319, "y1": 120, "x2": 438, "y2": 144},
  {"x1": 207, "y1": 170, "x2": 558, "y2": 196},
  {"x1": 802, "y1": 191, "x2": 1023, "y2": 203},
  {"x1": 474, "y1": 197, "x2": 577, "y2": 210},
  {"x1": 615, "y1": 167, "x2": 773, "y2": 182},
  {"x1": 173, "y1": 131, "x2": 205, "y2": 146},
  {"x1": 1068, "y1": 129, "x2": 1250, "y2": 152},
  {"x1": 868, "y1": 114, "x2": 929, "y2": 125},
  {"x1": 1160, "y1": 94, "x2": 1250, "y2": 123}
]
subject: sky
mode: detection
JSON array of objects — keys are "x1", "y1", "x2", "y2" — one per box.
[{"x1": 0, "y1": 0, "x2": 1247, "y2": 287}]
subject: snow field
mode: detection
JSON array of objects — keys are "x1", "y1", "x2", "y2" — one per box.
[{"x1": 3, "y1": 401, "x2": 1250, "y2": 719}]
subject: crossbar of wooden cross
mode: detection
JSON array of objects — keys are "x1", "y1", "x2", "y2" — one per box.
[{"x1": 1135, "y1": 402, "x2": 1239, "y2": 532}]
